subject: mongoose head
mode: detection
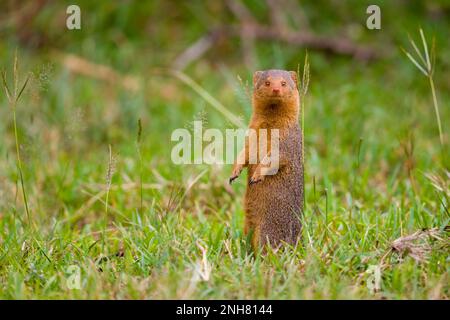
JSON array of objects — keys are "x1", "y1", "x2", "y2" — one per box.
[{"x1": 252, "y1": 69, "x2": 299, "y2": 108}]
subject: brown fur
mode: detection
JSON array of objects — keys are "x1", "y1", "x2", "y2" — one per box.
[{"x1": 230, "y1": 69, "x2": 304, "y2": 250}]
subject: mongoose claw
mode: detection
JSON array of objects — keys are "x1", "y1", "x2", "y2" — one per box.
[
  {"x1": 229, "y1": 175, "x2": 238, "y2": 184},
  {"x1": 249, "y1": 177, "x2": 262, "y2": 185},
  {"x1": 229, "y1": 165, "x2": 243, "y2": 184}
]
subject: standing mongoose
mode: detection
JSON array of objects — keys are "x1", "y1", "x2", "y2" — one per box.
[{"x1": 229, "y1": 69, "x2": 303, "y2": 250}]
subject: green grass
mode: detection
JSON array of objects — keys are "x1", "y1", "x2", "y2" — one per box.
[{"x1": 0, "y1": 1, "x2": 449, "y2": 299}]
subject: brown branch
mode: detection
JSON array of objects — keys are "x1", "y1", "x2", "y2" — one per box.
[
  {"x1": 173, "y1": 2, "x2": 382, "y2": 70},
  {"x1": 249, "y1": 25, "x2": 378, "y2": 61},
  {"x1": 173, "y1": 29, "x2": 225, "y2": 70},
  {"x1": 280, "y1": 0, "x2": 310, "y2": 30},
  {"x1": 228, "y1": 0, "x2": 379, "y2": 61},
  {"x1": 225, "y1": 0, "x2": 257, "y2": 24},
  {"x1": 175, "y1": 25, "x2": 380, "y2": 70},
  {"x1": 226, "y1": 0, "x2": 257, "y2": 68},
  {"x1": 265, "y1": 0, "x2": 287, "y2": 31}
]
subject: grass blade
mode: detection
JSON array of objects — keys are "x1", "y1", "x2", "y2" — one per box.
[
  {"x1": 13, "y1": 48, "x2": 19, "y2": 97},
  {"x1": 1, "y1": 70, "x2": 11, "y2": 102},
  {"x1": 137, "y1": 118, "x2": 142, "y2": 144},
  {"x1": 419, "y1": 28, "x2": 431, "y2": 72},
  {"x1": 407, "y1": 34, "x2": 427, "y2": 68},
  {"x1": 17, "y1": 74, "x2": 30, "y2": 102},
  {"x1": 429, "y1": 77, "x2": 444, "y2": 147},
  {"x1": 431, "y1": 38, "x2": 436, "y2": 76},
  {"x1": 171, "y1": 69, "x2": 245, "y2": 128},
  {"x1": 401, "y1": 48, "x2": 428, "y2": 76}
]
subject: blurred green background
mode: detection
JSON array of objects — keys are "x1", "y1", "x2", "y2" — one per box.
[{"x1": 0, "y1": 0, "x2": 448, "y2": 299}]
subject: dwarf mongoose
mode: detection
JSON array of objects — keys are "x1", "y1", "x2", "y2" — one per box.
[{"x1": 229, "y1": 69, "x2": 303, "y2": 249}]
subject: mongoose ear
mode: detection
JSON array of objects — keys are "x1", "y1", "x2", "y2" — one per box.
[
  {"x1": 253, "y1": 71, "x2": 263, "y2": 87},
  {"x1": 289, "y1": 71, "x2": 298, "y2": 89}
]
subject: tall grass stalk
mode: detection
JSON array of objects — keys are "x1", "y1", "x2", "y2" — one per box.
[
  {"x1": 136, "y1": 118, "x2": 143, "y2": 214},
  {"x1": 402, "y1": 29, "x2": 444, "y2": 147},
  {"x1": 299, "y1": 52, "x2": 310, "y2": 211},
  {"x1": 103, "y1": 144, "x2": 115, "y2": 251},
  {"x1": 1, "y1": 52, "x2": 32, "y2": 227}
]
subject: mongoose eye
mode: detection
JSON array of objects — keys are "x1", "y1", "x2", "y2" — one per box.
[
  {"x1": 281, "y1": 81, "x2": 286, "y2": 86},
  {"x1": 265, "y1": 81, "x2": 270, "y2": 86}
]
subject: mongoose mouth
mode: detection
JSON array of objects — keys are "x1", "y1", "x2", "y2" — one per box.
[
  {"x1": 268, "y1": 103, "x2": 279, "y2": 109},
  {"x1": 266, "y1": 96, "x2": 283, "y2": 106},
  {"x1": 268, "y1": 94, "x2": 283, "y2": 101}
]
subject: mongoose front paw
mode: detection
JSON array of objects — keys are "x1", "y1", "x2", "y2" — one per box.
[
  {"x1": 229, "y1": 165, "x2": 243, "y2": 184},
  {"x1": 249, "y1": 173, "x2": 264, "y2": 185}
]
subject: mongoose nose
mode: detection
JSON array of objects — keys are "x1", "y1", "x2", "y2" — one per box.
[{"x1": 272, "y1": 88, "x2": 280, "y2": 94}]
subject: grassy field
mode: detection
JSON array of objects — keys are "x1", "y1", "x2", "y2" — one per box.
[{"x1": 0, "y1": 1, "x2": 449, "y2": 299}]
